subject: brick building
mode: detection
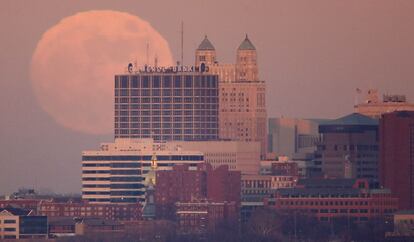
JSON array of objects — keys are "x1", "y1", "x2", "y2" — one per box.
[
  {"x1": 155, "y1": 164, "x2": 241, "y2": 219},
  {"x1": 175, "y1": 200, "x2": 237, "y2": 235},
  {"x1": 264, "y1": 178, "x2": 398, "y2": 222},
  {"x1": 380, "y1": 111, "x2": 414, "y2": 209}
]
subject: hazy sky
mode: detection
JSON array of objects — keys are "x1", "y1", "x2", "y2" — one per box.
[{"x1": 1, "y1": 0, "x2": 413, "y2": 194}]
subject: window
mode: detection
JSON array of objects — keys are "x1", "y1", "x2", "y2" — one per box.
[
  {"x1": 4, "y1": 227, "x2": 16, "y2": 231},
  {"x1": 4, "y1": 220, "x2": 16, "y2": 224}
]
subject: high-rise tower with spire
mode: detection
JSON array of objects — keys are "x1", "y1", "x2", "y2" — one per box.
[
  {"x1": 195, "y1": 35, "x2": 267, "y2": 157},
  {"x1": 195, "y1": 35, "x2": 216, "y2": 67},
  {"x1": 236, "y1": 34, "x2": 259, "y2": 82}
]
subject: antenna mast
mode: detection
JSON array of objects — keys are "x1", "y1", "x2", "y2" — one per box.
[
  {"x1": 181, "y1": 21, "x2": 184, "y2": 66},
  {"x1": 146, "y1": 42, "x2": 149, "y2": 65}
]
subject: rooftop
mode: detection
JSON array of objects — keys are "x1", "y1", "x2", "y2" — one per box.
[
  {"x1": 197, "y1": 35, "x2": 215, "y2": 50},
  {"x1": 238, "y1": 34, "x2": 256, "y2": 50},
  {"x1": 321, "y1": 113, "x2": 378, "y2": 126},
  {"x1": 0, "y1": 205, "x2": 32, "y2": 216}
]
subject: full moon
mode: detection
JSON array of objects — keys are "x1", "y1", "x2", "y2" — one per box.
[{"x1": 30, "y1": 10, "x2": 174, "y2": 134}]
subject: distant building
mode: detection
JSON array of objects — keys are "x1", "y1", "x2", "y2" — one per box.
[
  {"x1": 81, "y1": 139, "x2": 204, "y2": 204},
  {"x1": 176, "y1": 200, "x2": 238, "y2": 235},
  {"x1": 240, "y1": 173, "x2": 297, "y2": 223},
  {"x1": 74, "y1": 217, "x2": 124, "y2": 236},
  {"x1": 316, "y1": 113, "x2": 379, "y2": 182},
  {"x1": 264, "y1": 178, "x2": 398, "y2": 222},
  {"x1": 354, "y1": 89, "x2": 414, "y2": 119},
  {"x1": 268, "y1": 117, "x2": 322, "y2": 158},
  {"x1": 38, "y1": 200, "x2": 142, "y2": 221},
  {"x1": 195, "y1": 35, "x2": 267, "y2": 156},
  {"x1": 0, "y1": 206, "x2": 47, "y2": 240},
  {"x1": 114, "y1": 69, "x2": 219, "y2": 141},
  {"x1": 380, "y1": 111, "x2": 414, "y2": 209},
  {"x1": 388, "y1": 210, "x2": 414, "y2": 238},
  {"x1": 170, "y1": 140, "x2": 261, "y2": 174},
  {"x1": 155, "y1": 164, "x2": 240, "y2": 220}
]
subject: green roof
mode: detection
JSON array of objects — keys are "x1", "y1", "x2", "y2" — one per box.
[
  {"x1": 197, "y1": 35, "x2": 215, "y2": 50},
  {"x1": 321, "y1": 113, "x2": 378, "y2": 126},
  {"x1": 238, "y1": 34, "x2": 256, "y2": 50}
]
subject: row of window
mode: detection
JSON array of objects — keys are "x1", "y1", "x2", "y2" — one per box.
[
  {"x1": 83, "y1": 191, "x2": 145, "y2": 196},
  {"x1": 82, "y1": 183, "x2": 145, "y2": 189},
  {"x1": 280, "y1": 200, "x2": 370, "y2": 206},
  {"x1": 115, "y1": 134, "x2": 218, "y2": 140},
  {"x1": 115, "y1": 89, "x2": 218, "y2": 97},
  {"x1": 115, "y1": 75, "x2": 218, "y2": 89},
  {"x1": 115, "y1": 123, "x2": 218, "y2": 129},
  {"x1": 83, "y1": 155, "x2": 203, "y2": 161},
  {"x1": 85, "y1": 198, "x2": 144, "y2": 203},
  {"x1": 115, "y1": 110, "x2": 218, "y2": 117},
  {"x1": 116, "y1": 97, "x2": 219, "y2": 104}
]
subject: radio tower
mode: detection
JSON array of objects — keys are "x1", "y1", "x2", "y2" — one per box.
[{"x1": 181, "y1": 21, "x2": 184, "y2": 66}]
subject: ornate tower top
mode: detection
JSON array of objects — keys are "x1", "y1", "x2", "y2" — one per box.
[
  {"x1": 195, "y1": 35, "x2": 217, "y2": 66},
  {"x1": 236, "y1": 34, "x2": 258, "y2": 81},
  {"x1": 197, "y1": 35, "x2": 215, "y2": 50},
  {"x1": 238, "y1": 34, "x2": 256, "y2": 50}
]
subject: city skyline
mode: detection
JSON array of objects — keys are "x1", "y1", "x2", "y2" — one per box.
[{"x1": 1, "y1": 0, "x2": 414, "y2": 194}]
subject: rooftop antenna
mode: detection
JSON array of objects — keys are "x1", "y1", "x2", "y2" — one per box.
[
  {"x1": 181, "y1": 21, "x2": 184, "y2": 66},
  {"x1": 146, "y1": 42, "x2": 149, "y2": 66},
  {"x1": 154, "y1": 54, "x2": 158, "y2": 67}
]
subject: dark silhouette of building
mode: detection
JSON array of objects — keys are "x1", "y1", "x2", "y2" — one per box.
[
  {"x1": 175, "y1": 200, "x2": 238, "y2": 235},
  {"x1": 380, "y1": 111, "x2": 414, "y2": 209},
  {"x1": 264, "y1": 178, "x2": 398, "y2": 222},
  {"x1": 316, "y1": 113, "x2": 379, "y2": 182},
  {"x1": 155, "y1": 163, "x2": 241, "y2": 220}
]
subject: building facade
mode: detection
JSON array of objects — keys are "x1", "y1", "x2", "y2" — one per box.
[
  {"x1": 195, "y1": 35, "x2": 267, "y2": 157},
  {"x1": 175, "y1": 200, "x2": 238, "y2": 235},
  {"x1": 264, "y1": 178, "x2": 398, "y2": 222},
  {"x1": 155, "y1": 164, "x2": 240, "y2": 220},
  {"x1": 170, "y1": 140, "x2": 261, "y2": 174},
  {"x1": 81, "y1": 139, "x2": 204, "y2": 204},
  {"x1": 268, "y1": 117, "x2": 322, "y2": 157},
  {"x1": 38, "y1": 200, "x2": 142, "y2": 221},
  {"x1": 0, "y1": 206, "x2": 47, "y2": 240},
  {"x1": 315, "y1": 113, "x2": 379, "y2": 182},
  {"x1": 354, "y1": 89, "x2": 414, "y2": 119},
  {"x1": 114, "y1": 70, "x2": 219, "y2": 141},
  {"x1": 380, "y1": 111, "x2": 414, "y2": 209}
]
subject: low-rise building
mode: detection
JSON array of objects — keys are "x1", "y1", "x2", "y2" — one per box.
[
  {"x1": 175, "y1": 200, "x2": 237, "y2": 235},
  {"x1": 265, "y1": 178, "x2": 398, "y2": 222},
  {"x1": 0, "y1": 206, "x2": 47, "y2": 240},
  {"x1": 155, "y1": 164, "x2": 240, "y2": 220},
  {"x1": 38, "y1": 200, "x2": 142, "y2": 221},
  {"x1": 81, "y1": 138, "x2": 204, "y2": 204}
]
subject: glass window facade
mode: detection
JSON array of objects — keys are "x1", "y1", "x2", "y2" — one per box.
[{"x1": 114, "y1": 73, "x2": 219, "y2": 141}]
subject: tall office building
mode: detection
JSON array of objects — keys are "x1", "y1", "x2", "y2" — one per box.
[
  {"x1": 81, "y1": 139, "x2": 204, "y2": 204},
  {"x1": 315, "y1": 113, "x2": 379, "y2": 181},
  {"x1": 380, "y1": 111, "x2": 414, "y2": 209},
  {"x1": 114, "y1": 70, "x2": 219, "y2": 141},
  {"x1": 195, "y1": 35, "x2": 267, "y2": 156}
]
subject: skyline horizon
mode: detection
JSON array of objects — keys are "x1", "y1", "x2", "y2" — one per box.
[{"x1": 2, "y1": 0, "x2": 414, "y2": 194}]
